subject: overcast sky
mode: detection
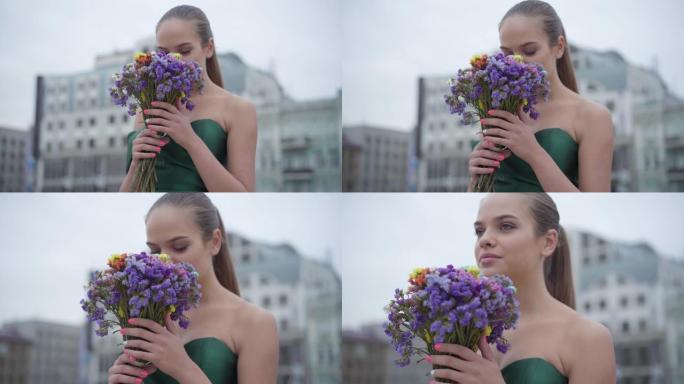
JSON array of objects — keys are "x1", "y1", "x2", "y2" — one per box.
[
  {"x1": 340, "y1": 193, "x2": 684, "y2": 328},
  {"x1": 343, "y1": 0, "x2": 684, "y2": 130},
  {"x1": 0, "y1": 0, "x2": 340, "y2": 130},
  {"x1": 0, "y1": 193, "x2": 340, "y2": 326}
]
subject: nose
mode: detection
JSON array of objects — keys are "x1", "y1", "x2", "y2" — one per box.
[{"x1": 478, "y1": 228, "x2": 496, "y2": 249}]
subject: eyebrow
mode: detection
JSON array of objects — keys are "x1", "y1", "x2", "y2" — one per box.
[
  {"x1": 146, "y1": 236, "x2": 189, "y2": 246},
  {"x1": 500, "y1": 42, "x2": 538, "y2": 50},
  {"x1": 474, "y1": 214, "x2": 519, "y2": 226},
  {"x1": 156, "y1": 42, "x2": 192, "y2": 51}
]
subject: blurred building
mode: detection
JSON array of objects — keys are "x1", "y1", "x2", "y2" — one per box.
[
  {"x1": 1, "y1": 320, "x2": 80, "y2": 384},
  {"x1": 0, "y1": 330, "x2": 31, "y2": 384},
  {"x1": 342, "y1": 133, "x2": 362, "y2": 192},
  {"x1": 342, "y1": 125, "x2": 410, "y2": 192},
  {"x1": 31, "y1": 37, "x2": 340, "y2": 192},
  {"x1": 664, "y1": 97, "x2": 684, "y2": 191},
  {"x1": 414, "y1": 44, "x2": 683, "y2": 192},
  {"x1": 568, "y1": 229, "x2": 684, "y2": 383},
  {"x1": 0, "y1": 126, "x2": 31, "y2": 191},
  {"x1": 229, "y1": 232, "x2": 342, "y2": 384},
  {"x1": 342, "y1": 323, "x2": 429, "y2": 384}
]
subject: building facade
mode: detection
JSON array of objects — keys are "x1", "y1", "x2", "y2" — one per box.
[
  {"x1": 32, "y1": 38, "x2": 340, "y2": 192},
  {"x1": 1, "y1": 320, "x2": 80, "y2": 384},
  {"x1": 342, "y1": 125, "x2": 410, "y2": 192},
  {"x1": 229, "y1": 232, "x2": 342, "y2": 384},
  {"x1": 568, "y1": 229, "x2": 684, "y2": 383},
  {"x1": 0, "y1": 126, "x2": 31, "y2": 191},
  {"x1": 0, "y1": 331, "x2": 31, "y2": 384}
]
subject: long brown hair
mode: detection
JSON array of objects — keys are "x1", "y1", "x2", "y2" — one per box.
[
  {"x1": 525, "y1": 193, "x2": 575, "y2": 309},
  {"x1": 500, "y1": 0, "x2": 578, "y2": 93},
  {"x1": 147, "y1": 193, "x2": 240, "y2": 296},
  {"x1": 156, "y1": 5, "x2": 224, "y2": 88}
]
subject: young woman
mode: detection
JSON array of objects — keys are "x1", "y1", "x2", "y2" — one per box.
[
  {"x1": 107, "y1": 193, "x2": 278, "y2": 383},
  {"x1": 121, "y1": 5, "x2": 257, "y2": 192},
  {"x1": 468, "y1": 0, "x2": 614, "y2": 192},
  {"x1": 428, "y1": 193, "x2": 616, "y2": 383}
]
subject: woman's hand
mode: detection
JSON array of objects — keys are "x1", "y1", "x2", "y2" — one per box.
[
  {"x1": 468, "y1": 136, "x2": 512, "y2": 191},
  {"x1": 120, "y1": 315, "x2": 193, "y2": 380},
  {"x1": 131, "y1": 129, "x2": 168, "y2": 166},
  {"x1": 143, "y1": 100, "x2": 199, "y2": 149},
  {"x1": 108, "y1": 352, "x2": 157, "y2": 384},
  {"x1": 427, "y1": 336, "x2": 505, "y2": 384},
  {"x1": 480, "y1": 106, "x2": 542, "y2": 163}
]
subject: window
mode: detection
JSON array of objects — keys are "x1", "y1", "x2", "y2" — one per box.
[
  {"x1": 109, "y1": 115, "x2": 116, "y2": 124},
  {"x1": 90, "y1": 117, "x2": 96, "y2": 127},
  {"x1": 279, "y1": 294, "x2": 287, "y2": 306},
  {"x1": 77, "y1": 119, "x2": 83, "y2": 128},
  {"x1": 584, "y1": 302, "x2": 591, "y2": 312},
  {"x1": 262, "y1": 296, "x2": 271, "y2": 308},
  {"x1": 638, "y1": 319, "x2": 647, "y2": 331},
  {"x1": 598, "y1": 253, "x2": 607, "y2": 263},
  {"x1": 89, "y1": 138, "x2": 95, "y2": 149},
  {"x1": 76, "y1": 139, "x2": 82, "y2": 149},
  {"x1": 620, "y1": 296, "x2": 628, "y2": 308},
  {"x1": 109, "y1": 137, "x2": 115, "y2": 148},
  {"x1": 622, "y1": 321, "x2": 630, "y2": 333},
  {"x1": 599, "y1": 299, "x2": 606, "y2": 310},
  {"x1": 637, "y1": 294, "x2": 645, "y2": 305}
]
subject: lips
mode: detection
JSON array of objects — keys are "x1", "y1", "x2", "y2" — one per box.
[{"x1": 479, "y1": 253, "x2": 502, "y2": 264}]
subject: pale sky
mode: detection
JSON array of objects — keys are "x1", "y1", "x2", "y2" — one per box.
[
  {"x1": 340, "y1": 193, "x2": 684, "y2": 328},
  {"x1": 342, "y1": 0, "x2": 684, "y2": 130},
  {"x1": 0, "y1": 0, "x2": 341, "y2": 130},
  {"x1": 0, "y1": 193, "x2": 340, "y2": 326}
]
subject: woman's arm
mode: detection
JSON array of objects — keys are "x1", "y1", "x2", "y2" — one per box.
[
  {"x1": 186, "y1": 99, "x2": 257, "y2": 192},
  {"x1": 236, "y1": 307, "x2": 279, "y2": 384},
  {"x1": 566, "y1": 321, "x2": 616, "y2": 383},
  {"x1": 576, "y1": 103, "x2": 614, "y2": 192}
]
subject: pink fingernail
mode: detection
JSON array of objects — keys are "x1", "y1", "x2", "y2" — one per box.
[
  {"x1": 434, "y1": 343, "x2": 442, "y2": 351},
  {"x1": 135, "y1": 378, "x2": 142, "y2": 384},
  {"x1": 495, "y1": 161, "x2": 500, "y2": 166},
  {"x1": 128, "y1": 319, "x2": 135, "y2": 324},
  {"x1": 425, "y1": 355, "x2": 433, "y2": 363},
  {"x1": 120, "y1": 329, "x2": 126, "y2": 335},
  {"x1": 498, "y1": 153, "x2": 505, "y2": 161},
  {"x1": 156, "y1": 146, "x2": 161, "y2": 151},
  {"x1": 140, "y1": 370, "x2": 148, "y2": 378}
]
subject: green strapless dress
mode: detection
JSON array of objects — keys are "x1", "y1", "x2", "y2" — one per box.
[
  {"x1": 493, "y1": 128, "x2": 578, "y2": 192},
  {"x1": 144, "y1": 337, "x2": 237, "y2": 384},
  {"x1": 126, "y1": 119, "x2": 228, "y2": 192},
  {"x1": 501, "y1": 358, "x2": 568, "y2": 384}
]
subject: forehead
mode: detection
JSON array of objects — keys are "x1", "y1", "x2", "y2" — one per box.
[
  {"x1": 146, "y1": 205, "x2": 199, "y2": 241},
  {"x1": 476, "y1": 194, "x2": 531, "y2": 222},
  {"x1": 156, "y1": 18, "x2": 199, "y2": 47},
  {"x1": 499, "y1": 14, "x2": 546, "y2": 47}
]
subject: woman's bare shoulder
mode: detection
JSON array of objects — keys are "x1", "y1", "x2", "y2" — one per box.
[
  {"x1": 574, "y1": 96, "x2": 614, "y2": 142},
  {"x1": 560, "y1": 311, "x2": 614, "y2": 374}
]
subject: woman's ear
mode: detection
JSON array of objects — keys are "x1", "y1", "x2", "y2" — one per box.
[
  {"x1": 206, "y1": 37, "x2": 215, "y2": 59},
  {"x1": 555, "y1": 35, "x2": 566, "y2": 59},
  {"x1": 211, "y1": 227, "x2": 222, "y2": 256},
  {"x1": 541, "y1": 229, "x2": 559, "y2": 258}
]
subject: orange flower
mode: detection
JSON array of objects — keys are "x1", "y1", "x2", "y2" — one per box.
[
  {"x1": 408, "y1": 267, "x2": 431, "y2": 288},
  {"x1": 134, "y1": 52, "x2": 152, "y2": 66},
  {"x1": 107, "y1": 253, "x2": 127, "y2": 271},
  {"x1": 470, "y1": 54, "x2": 489, "y2": 70}
]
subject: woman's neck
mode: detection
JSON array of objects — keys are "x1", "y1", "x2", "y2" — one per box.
[
  {"x1": 198, "y1": 269, "x2": 225, "y2": 305},
  {"x1": 513, "y1": 271, "x2": 556, "y2": 319}
]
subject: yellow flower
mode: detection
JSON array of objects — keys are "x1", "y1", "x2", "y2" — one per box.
[
  {"x1": 465, "y1": 265, "x2": 480, "y2": 278},
  {"x1": 170, "y1": 52, "x2": 182, "y2": 60},
  {"x1": 513, "y1": 54, "x2": 524, "y2": 63},
  {"x1": 484, "y1": 325, "x2": 492, "y2": 336},
  {"x1": 159, "y1": 253, "x2": 170, "y2": 263},
  {"x1": 134, "y1": 52, "x2": 146, "y2": 60},
  {"x1": 522, "y1": 98, "x2": 529, "y2": 106},
  {"x1": 117, "y1": 306, "x2": 126, "y2": 319},
  {"x1": 168, "y1": 304, "x2": 176, "y2": 314}
]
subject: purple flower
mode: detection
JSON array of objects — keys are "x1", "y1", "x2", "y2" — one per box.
[
  {"x1": 384, "y1": 265, "x2": 519, "y2": 367},
  {"x1": 80, "y1": 252, "x2": 202, "y2": 337}
]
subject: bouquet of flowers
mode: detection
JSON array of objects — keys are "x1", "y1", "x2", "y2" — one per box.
[
  {"x1": 444, "y1": 53, "x2": 550, "y2": 192},
  {"x1": 383, "y1": 265, "x2": 519, "y2": 383},
  {"x1": 110, "y1": 51, "x2": 204, "y2": 192},
  {"x1": 81, "y1": 252, "x2": 202, "y2": 365}
]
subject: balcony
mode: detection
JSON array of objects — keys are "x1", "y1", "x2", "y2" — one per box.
[
  {"x1": 281, "y1": 137, "x2": 312, "y2": 151},
  {"x1": 283, "y1": 167, "x2": 314, "y2": 181}
]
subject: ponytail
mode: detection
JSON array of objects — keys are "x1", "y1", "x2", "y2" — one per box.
[
  {"x1": 213, "y1": 214, "x2": 240, "y2": 295},
  {"x1": 544, "y1": 225, "x2": 575, "y2": 309}
]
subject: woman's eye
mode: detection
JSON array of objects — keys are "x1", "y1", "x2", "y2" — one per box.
[
  {"x1": 524, "y1": 51, "x2": 536, "y2": 56},
  {"x1": 174, "y1": 246, "x2": 188, "y2": 252},
  {"x1": 474, "y1": 228, "x2": 484, "y2": 237},
  {"x1": 500, "y1": 223, "x2": 515, "y2": 231}
]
